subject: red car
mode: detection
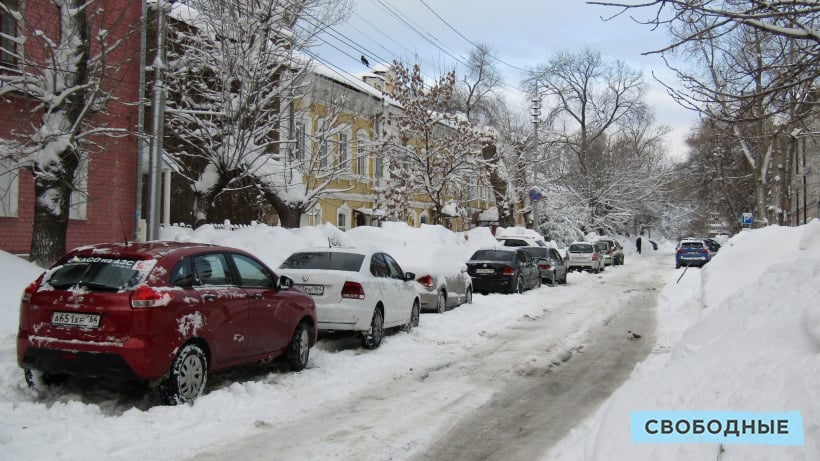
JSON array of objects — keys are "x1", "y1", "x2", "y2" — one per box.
[{"x1": 17, "y1": 242, "x2": 317, "y2": 405}]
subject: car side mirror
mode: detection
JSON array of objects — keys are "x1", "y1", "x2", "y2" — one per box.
[{"x1": 279, "y1": 274, "x2": 294, "y2": 289}]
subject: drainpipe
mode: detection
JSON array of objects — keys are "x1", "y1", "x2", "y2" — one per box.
[{"x1": 135, "y1": 0, "x2": 148, "y2": 241}]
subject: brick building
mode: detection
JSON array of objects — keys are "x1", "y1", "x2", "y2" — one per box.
[{"x1": 0, "y1": 0, "x2": 143, "y2": 259}]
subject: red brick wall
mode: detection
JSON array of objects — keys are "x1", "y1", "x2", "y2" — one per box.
[{"x1": 0, "y1": 0, "x2": 142, "y2": 259}]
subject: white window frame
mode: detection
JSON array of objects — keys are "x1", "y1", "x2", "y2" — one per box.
[{"x1": 356, "y1": 133, "x2": 369, "y2": 177}]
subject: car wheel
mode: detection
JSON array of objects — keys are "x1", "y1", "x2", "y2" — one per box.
[
  {"x1": 24, "y1": 368, "x2": 68, "y2": 388},
  {"x1": 535, "y1": 275, "x2": 542, "y2": 288},
  {"x1": 159, "y1": 343, "x2": 208, "y2": 405},
  {"x1": 514, "y1": 276, "x2": 524, "y2": 294},
  {"x1": 465, "y1": 286, "x2": 473, "y2": 304},
  {"x1": 435, "y1": 291, "x2": 447, "y2": 313},
  {"x1": 286, "y1": 321, "x2": 311, "y2": 371},
  {"x1": 676, "y1": 263, "x2": 681, "y2": 269},
  {"x1": 403, "y1": 299, "x2": 420, "y2": 331},
  {"x1": 362, "y1": 308, "x2": 385, "y2": 349}
]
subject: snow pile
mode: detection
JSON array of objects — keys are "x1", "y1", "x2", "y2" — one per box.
[{"x1": 552, "y1": 220, "x2": 820, "y2": 461}]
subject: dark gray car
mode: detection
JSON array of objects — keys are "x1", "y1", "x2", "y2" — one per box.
[{"x1": 519, "y1": 246, "x2": 567, "y2": 285}]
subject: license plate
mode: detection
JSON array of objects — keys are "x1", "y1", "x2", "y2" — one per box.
[
  {"x1": 299, "y1": 284, "x2": 324, "y2": 295},
  {"x1": 475, "y1": 268, "x2": 494, "y2": 274},
  {"x1": 51, "y1": 312, "x2": 101, "y2": 328}
]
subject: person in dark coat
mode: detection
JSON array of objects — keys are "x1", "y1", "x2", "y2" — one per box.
[{"x1": 636, "y1": 237, "x2": 642, "y2": 254}]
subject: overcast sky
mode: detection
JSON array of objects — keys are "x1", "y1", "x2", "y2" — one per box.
[{"x1": 312, "y1": 0, "x2": 698, "y2": 160}]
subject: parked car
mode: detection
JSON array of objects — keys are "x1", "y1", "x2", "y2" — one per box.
[
  {"x1": 466, "y1": 247, "x2": 541, "y2": 294},
  {"x1": 496, "y1": 235, "x2": 547, "y2": 247},
  {"x1": 566, "y1": 241, "x2": 605, "y2": 273},
  {"x1": 703, "y1": 238, "x2": 721, "y2": 253},
  {"x1": 519, "y1": 246, "x2": 567, "y2": 285},
  {"x1": 17, "y1": 242, "x2": 317, "y2": 405},
  {"x1": 416, "y1": 268, "x2": 473, "y2": 313},
  {"x1": 595, "y1": 238, "x2": 624, "y2": 265},
  {"x1": 675, "y1": 239, "x2": 712, "y2": 268},
  {"x1": 278, "y1": 248, "x2": 420, "y2": 349}
]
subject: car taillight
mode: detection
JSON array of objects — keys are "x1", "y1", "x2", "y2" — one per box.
[
  {"x1": 130, "y1": 285, "x2": 170, "y2": 308},
  {"x1": 502, "y1": 266, "x2": 515, "y2": 276},
  {"x1": 538, "y1": 263, "x2": 550, "y2": 270},
  {"x1": 677, "y1": 249, "x2": 685, "y2": 254},
  {"x1": 592, "y1": 253, "x2": 598, "y2": 261},
  {"x1": 700, "y1": 249, "x2": 708, "y2": 254},
  {"x1": 417, "y1": 275, "x2": 434, "y2": 288},
  {"x1": 21, "y1": 281, "x2": 38, "y2": 303},
  {"x1": 341, "y1": 281, "x2": 365, "y2": 299}
]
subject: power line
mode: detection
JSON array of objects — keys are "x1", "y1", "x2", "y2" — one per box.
[{"x1": 416, "y1": 0, "x2": 530, "y2": 74}]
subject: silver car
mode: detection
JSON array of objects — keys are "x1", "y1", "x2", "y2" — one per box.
[
  {"x1": 416, "y1": 269, "x2": 473, "y2": 313},
  {"x1": 566, "y1": 241, "x2": 605, "y2": 273},
  {"x1": 519, "y1": 246, "x2": 568, "y2": 284}
]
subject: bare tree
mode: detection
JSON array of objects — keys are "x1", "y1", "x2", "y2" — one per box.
[
  {"x1": 383, "y1": 61, "x2": 483, "y2": 225},
  {"x1": 161, "y1": 0, "x2": 352, "y2": 227},
  {"x1": 589, "y1": 0, "x2": 820, "y2": 226},
  {"x1": 529, "y1": 49, "x2": 670, "y2": 235},
  {"x1": 0, "y1": 0, "x2": 136, "y2": 266},
  {"x1": 459, "y1": 43, "x2": 502, "y2": 124}
]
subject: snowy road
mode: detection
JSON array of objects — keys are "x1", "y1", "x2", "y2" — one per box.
[{"x1": 183, "y1": 254, "x2": 670, "y2": 461}]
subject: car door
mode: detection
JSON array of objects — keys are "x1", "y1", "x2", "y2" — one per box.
[
  {"x1": 191, "y1": 252, "x2": 251, "y2": 365},
  {"x1": 516, "y1": 250, "x2": 537, "y2": 287},
  {"x1": 550, "y1": 249, "x2": 566, "y2": 280},
  {"x1": 229, "y1": 252, "x2": 293, "y2": 357},
  {"x1": 381, "y1": 253, "x2": 416, "y2": 326}
]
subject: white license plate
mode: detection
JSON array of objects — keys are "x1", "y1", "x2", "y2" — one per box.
[
  {"x1": 51, "y1": 312, "x2": 101, "y2": 328},
  {"x1": 299, "y1": 284, "x2": 324, "y2": 295},
  {"x1": 475, "y1": 268, "x2": 494, "y2": 274}
]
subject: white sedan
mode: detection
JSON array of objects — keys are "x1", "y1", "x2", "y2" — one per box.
[{"x1": 278, "y1": 247, "x2": 420, "y2": 349}]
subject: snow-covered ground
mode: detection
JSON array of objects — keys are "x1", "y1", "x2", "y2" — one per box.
[{"x1": 1, "y1": 221, "x2": 818, "y2": 460}]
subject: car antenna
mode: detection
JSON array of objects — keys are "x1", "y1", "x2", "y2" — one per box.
[{"x1": 119, "y1": 215, "x2": 130, "y2": 246}]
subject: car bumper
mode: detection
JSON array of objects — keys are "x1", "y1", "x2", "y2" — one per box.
[
  {"x1": 17, "y1": 334, "x2": 174, "y2": 382},
  {"x1": 314, "y1": 302, "x2": 375, "y2": 332},
  {"x1": 471, "y1": 276, "x2": 515, "y2": 293}
]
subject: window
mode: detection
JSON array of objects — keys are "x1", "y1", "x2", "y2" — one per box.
[
  {"x1": 337, "y1": 211, "x2": 347, "y2": 231},
  {"x1": 374, "y1": 156, "x2": 383, "y2": 186},
  {"x1": 318, "y1": 136, "x2": 328, "y2": 170},
  {"x1": 0, "y1": 157, "x2": 18, "y2": 217},
  {"x1": 192, "y1": 253, "x2": 234, "y2": 286},
  {"x1": 356, "y1": 137, "x2": 368, "y2": 176},
  {"x1": 338, "y1": 133, "x2": 348, "y2": 171},
  {"x1": 1, "y1": 1, "x2": 17, "y2": 66},
  {"x1": 293, "y1": 122, "x2": 305, "y2": 160},
  {"x1": 231, "y1": 253, "x2": 274, "y2": 289},
  {"x1": 69, "y1": 155, "x2": 88, "y2": 220}
]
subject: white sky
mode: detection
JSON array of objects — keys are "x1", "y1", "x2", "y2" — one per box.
[
  {"x1": 312, "y1": 0, "x2": 699, "y2": 160},
  {"x1": 2, "y1": 220, "x2": 819, "y2": 460}
]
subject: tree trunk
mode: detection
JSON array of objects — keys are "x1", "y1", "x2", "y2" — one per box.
[
  {"x1": 263, "y1": 190, "x2": 304, "y2": 228},
  {"x1": 29, "y1": 154, "x2": 79, "y2": 267}
]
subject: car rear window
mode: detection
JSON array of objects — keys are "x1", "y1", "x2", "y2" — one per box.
[
  {"x1": 471, "y1": 250, "x2": 514, "y2": 262},
  {"x1": 46, "y1": 256, "x2": 156, "y2": 292},
  {"x1": 280, "y1": 252, "x2": 365, "y2": 271},
  {"x1": 519, "y1": 247, "x2": 547, "y2": 258},
  {"x1": 569, "y1": 244, "x2": 593, "y2": 253},
  {"x1": 681, "y1": 242, "x2": 704, "y2": 249},
  {"x1": 498, "y1": 238, "x2": 528, "y2": 247}
]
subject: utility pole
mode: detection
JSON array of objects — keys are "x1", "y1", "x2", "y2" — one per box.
[
  {"x1": 529, "y1": 84, "x2": 541, "y2": 231},
  {"x1": 147, "y1": 1, "x2": 170, "y2": 241}
]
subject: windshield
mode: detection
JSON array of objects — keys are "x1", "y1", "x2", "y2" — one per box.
[
  {"x1": 280, "y1": 252, "x2": 365, "y2": 271},
  {"x1": 47, "y1": 256, "x2": 155, "y2": 292}
]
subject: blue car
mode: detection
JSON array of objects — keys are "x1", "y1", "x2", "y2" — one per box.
[{"x1": 675, "y1": 239, "x2": 712, "y2": 268}]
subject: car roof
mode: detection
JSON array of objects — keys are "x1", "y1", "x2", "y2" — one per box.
[
  {"x1": 64, "y1": 241, "x2": 225, "y2": 260},
  {"x1": 288, "y1": 246, "x2": 374, "y2": 255}
]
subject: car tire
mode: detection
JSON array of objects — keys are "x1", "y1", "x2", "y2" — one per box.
[
  {"x1": 465, "y1": 286, "x2": 473, "y2": 304},
  {"x1": 404, "y1": 299, "x2": 420, "y2": 331},
  {"x1": 159, "y1": 343, "x2": 208, "y2": 405},
  {"x1": 535, "y1": 275, "x2": 542, "y2": 288},
  {"x1": 362, "y1": 308, "x2": 385, "y2": 349},
  {"x1": 286, "y1": 321, "x2": 311, "y2": 371},
  {"x1": 24, "y1": 368, "x2": 68, "y2": 388},
  {"x1": 514, "y1": 276, "x2": 524, "y2": 294},
  {"x1": 435, "y1": 291, "x2": 447, "y2": 314}
]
